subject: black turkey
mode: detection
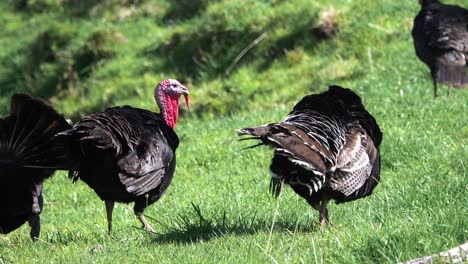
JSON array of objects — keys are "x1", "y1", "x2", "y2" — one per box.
[
  {"x1": 0, "y1": 94, "x2": 71, "y2": 240},
  {"x1": 412, "y1": 0, "x2": 468, "y2": 97},
  {"x1": 55, "y1": 79, "x2": 189, "y2": 234},
  {"x1": 238, "y1": 85, "x2": 382, "y2": 229}
]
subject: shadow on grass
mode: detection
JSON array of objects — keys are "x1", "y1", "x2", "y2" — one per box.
[
  {"x1": 12, "y1": 0, "x2": 143, "y2": 19},
  {"x1": 0, "y1": 27, "x2": 115, "y2": 110},
  {"x1": 143, "y1": 11, "x2": 327, "y2": 80},
  {"x1": 163, "y1": 0, "x2": 209, "y2": 23},
  {"x1": 150, "y1": 202, "x2": 318, "y2": 244}
]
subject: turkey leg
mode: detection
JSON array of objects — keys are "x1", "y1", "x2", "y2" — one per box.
[{"x1": 105, "y1": 200, "x2": 114, "y2": 235}]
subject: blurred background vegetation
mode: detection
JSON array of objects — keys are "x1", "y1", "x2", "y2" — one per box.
[{"x1": 0, "y1": 0, "x2": 443, "y2": 119}]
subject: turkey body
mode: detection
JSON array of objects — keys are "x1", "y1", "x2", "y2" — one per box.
[
  {"x1": 412, "y1": 0, "x2": 468, "y2": 97},
  {"x1": 239, "y1": 86, "x2": 382, "y2": 228},
  {"x1": 58, "y1": 106, "x2": 179, "y2": 233},
  {"x1": 0, "y1": 94, "x2": 71, "y2": 239}
]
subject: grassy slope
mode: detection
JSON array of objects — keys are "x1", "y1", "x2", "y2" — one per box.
[{"x1": 0, "y1": 0, "x2": 467, "y2": 263}]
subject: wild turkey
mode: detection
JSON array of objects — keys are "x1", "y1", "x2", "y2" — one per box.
[
  {"x1": 412, "y1": 0, "x2": 468, "y2": 97},
  {"x1": 0, "y1": 94, "x2": 71, "y2": 240},
  {"x1": 54, "y1": 79, "x2": 189, "y2": 234},
  {"x1": 238, "y1": 85, "x2": 382, "y2": 229}
]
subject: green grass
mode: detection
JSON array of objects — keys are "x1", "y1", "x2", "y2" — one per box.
[{"x1": 0, "y1": 0, "x2": 467, "y2": 263}]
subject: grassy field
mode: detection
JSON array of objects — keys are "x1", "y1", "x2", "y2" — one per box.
[{"x1": 1, "y1": 0, "x2": 467, "y2": 263}]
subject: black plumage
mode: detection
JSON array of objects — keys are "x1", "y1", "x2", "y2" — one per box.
[
  {"x1": 412, "y1": 0, "x2": 468, "y2": 97},
  {"x1": 0, "y1": 94, "x2": 71, "y2": 239},
  {"x1": 238, "y1": 85, "x2": 382, "y2": 229},
  {"x1": 54, "y1": 79, "x2": 189, "y2": 234}
]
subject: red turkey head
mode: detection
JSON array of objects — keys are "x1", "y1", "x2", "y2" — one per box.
[{"x1": 154, "y1": 79, "x2": 190, "y2": 129}]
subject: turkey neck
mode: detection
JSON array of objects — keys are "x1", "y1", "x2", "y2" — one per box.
[{"x1": 156, "y1": 89, "x2": 180, "y2": 129}]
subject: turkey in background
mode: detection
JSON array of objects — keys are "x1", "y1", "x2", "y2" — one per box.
[{"x1": 412, "y1": 0, "x2": 468, "y2": 97}]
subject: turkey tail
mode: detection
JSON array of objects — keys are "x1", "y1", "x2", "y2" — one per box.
[
  {"x1": 238, "y1": 125, "x2": 274, "y2": 138},
  {"x1": 238, "y1": 125, "x2": 275, "y2": 149},
  {"x1": 0, "y1": 94, "x2": 72, "y2": 171},
  {"x1": 238, "y1": 124, "x2": 295, "y2": 150},
  {"x1": 239, "y1": 123, "x2": 328, "y2": 173},
  {"x1": 436, "y1": 65, "x2": 468, "y2": 88}
]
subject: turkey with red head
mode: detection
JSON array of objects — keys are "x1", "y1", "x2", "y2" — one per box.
[
  {"x1": 238, "y1": 85, "x2": 382, "y2": 230},
  {"x1": 56, "y1": 79, "x2": 189, "y2": 234},
  {"x1": 412, "y1": 0, "x2": 468, "y2": 97},
  {"x1": 0, "y1": 94, "x2": 71, "y2": 240}
]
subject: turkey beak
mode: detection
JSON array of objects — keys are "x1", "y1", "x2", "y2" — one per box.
[{"x1": 181, "y1": 87, "x2": 190, "y2": 110}]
